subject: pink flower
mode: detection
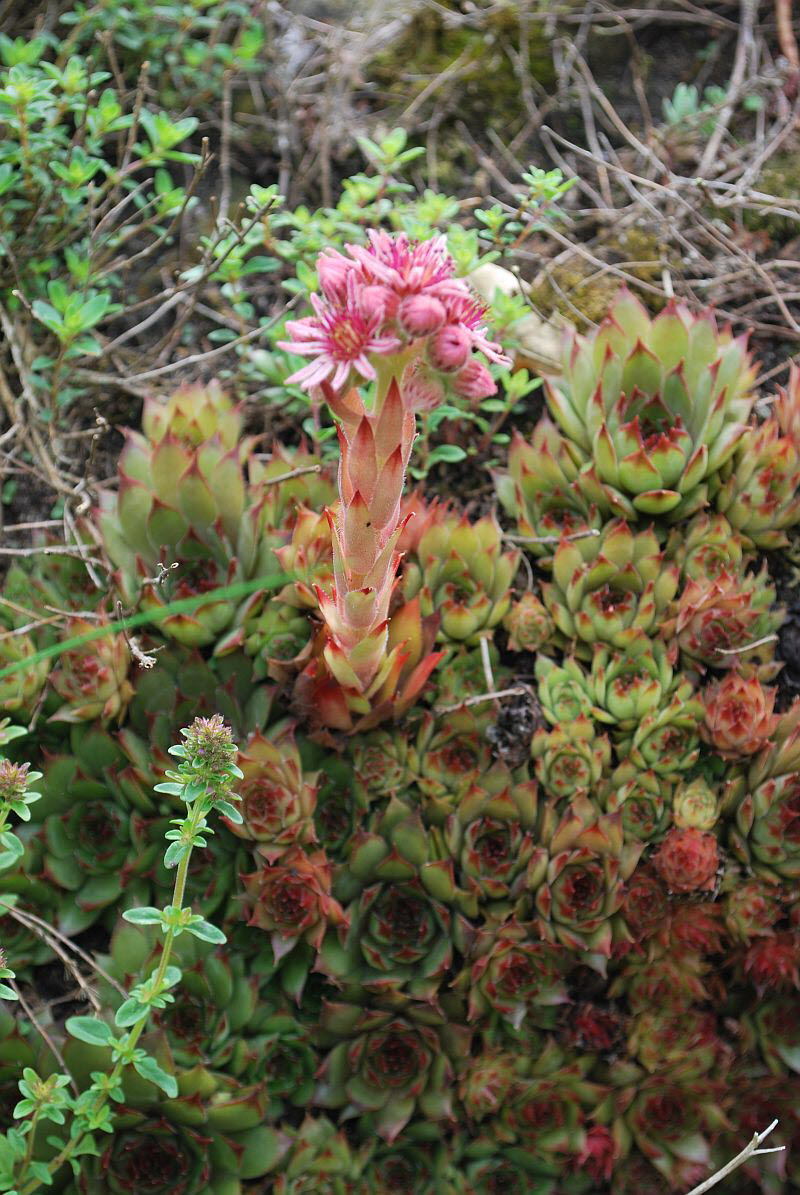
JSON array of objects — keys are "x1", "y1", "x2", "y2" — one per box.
[
  {"x1": 346, "y1": 230, "x2": 455, "y2": 298},
  {"x1": 453, "y1": 360, "x2": 496, "y2": 400},
  {"x1": 398, "y1": 293, "x2": 446, "y2": 337},
  {"x1": 317, "y1": 248, "x2": 352, "y2": 303},
  {"x1": 443, "y1": 291, "x2": 511, "y2": 365},
  {"x1": 279, "y1": 273, "x2": 401, "y2": 392},
  {"x1": 427, "y1": 324, "x2": 472, "y2": 372}
]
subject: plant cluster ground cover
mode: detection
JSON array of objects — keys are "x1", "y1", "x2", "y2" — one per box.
[{"x1": 2, "y1": 2, "x2": 800, "y2": 1193}]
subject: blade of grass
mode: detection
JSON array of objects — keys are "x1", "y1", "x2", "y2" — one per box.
[{"x1": 0, "y1": 572, "x2": 289, "y2": 682}]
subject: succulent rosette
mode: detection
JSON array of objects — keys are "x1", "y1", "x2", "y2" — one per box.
[
  {"x1": 444, "y1": 777, "x2": 538, "y2": 907},
  {"x1": 409, "y1": 708, "x2": 495, "y2": 823},
  {"x1": 29, "y1": 736, "x2": 158, "y2": 934},
  {"x1": 351, "y1": 729, "x2": 412, "y2": 806},
  {"x1": 731, "y1": 709, "x2": 800, "y2": 882},
  {"x1": 313, "y1": 756, "x2": 364, "y2": 861},
  {"x1": 462, "y1": 920, "x2": 569, "y2": 1028},
  {"x1": 627, "y1": 684, "x2": 704, "y2": 776},
  {"x1": 275, "y1": 1116, "x2": 366, "y2": 1194},
  {"x1": 700, "y1": 671, "x2": 779, "y2": 758},
  {"x1": 586, "y1": 639, "x2": 677, "y2": 733},
  {"x1": 503, "y1": 591, "x2": 555, "y2": 652},
  {"x1": 722, "y1": 877, "x2": 782, "y2": 942},
  {"x1": 528, "y1": 799, "x2": 635, "y2": 957},
  {"x1": 47, "y1": 616, "x2": 134, "y2": 724},
  {"x1": 97, "y1": 384, "x2": 277, "y2": 649},
  {"x1": 611, "y1": 945, "x2": 713, "y2": 1013},
  {"x1": 651, "y1": 827, "x2": 720, "y2": 894},
  {"x1": 542, "y1": 520, "x2": 678, "y2": 654},
  {"x1": 241, "y1": 846, "x2": 347, "y2": 965},
  {"x1": 600, "y1": 763, "x2": 672, "y2": 842},
  {"x1": 621, "y1": 866, "x2": 670, "y2": 941},
  {"x1": 402, "y1": 513, "x2": 519, "y2": 644},
  {"x1": 457, "y1": 1047, "x2": 521, "y2": 1120},
  {"x1": 478, "y1": 1041, "x2": 604, "y2": 1181},
  {"x1": 498, "y1": 1072, "x2": 598, "y2": 1176},
  {"x1": 364, "y1": 1144, "x2": 454, "y2": 1195},
  {"x1": 544, "y1": 289, "x2": 755, "y2": 519},
  {"x1": 76, "y1": 1110, "x2": 287, "y2": 1195},
  {"x1": 272, "y1": 505, "x2": 334, "y2": 611},
  {"x1": 715, "y1": 415, "x2": 800, "y2": 548},
  {"x1": 668, "y1": 564, "x2": 783, "y2": 677},
  {"x1": 531, "y1": 716, "x2": 611, "y2": 803},
  {"x1": 626, "y1": 1009, "x2": 727, "y2": 1078},
  {"x1": 315, "y1": 1002, "x2": 461, "y2": 1142},
  {"x1": 742, "y1": 995, "x2": 800, "y2": 1076},
  {"x1": 535, "y1": 655, "x2": 595, "y2": 725},
  {"x1": 0, "y1": 623, "x2": 50, "y2": 715},
  {"x1": 671, "y1": 778, "x2": 720, "y2": 830},
  {"x1": 615, "y1": 1073, "x2": 727, "y2": 1189},
  {"x1": 321, "y1": 797, "x2": 466, "y2": 1000},
  {"x1": 493, "y1": 418, "x2": 603, "y2": 561},
  {"x1": 321, "y1": 876, "x2": 461, "y2": 1005},
  {"x1": 667, "y1": 511, "x2": 748, "y2": 582},
  {"x1": 226, "y1": 722, "x2": 318, "y2": 862}
]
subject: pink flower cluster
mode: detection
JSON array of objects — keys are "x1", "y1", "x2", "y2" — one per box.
[{"x1": 279, "y1": 231, "x2": 509, "y2": 400}]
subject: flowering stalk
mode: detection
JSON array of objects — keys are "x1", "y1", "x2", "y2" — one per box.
[
  {"x1": 279, "y1": 232, "x2": 508, "y2": 723},
  {"x1": 8, "y1": 715, "x2": 243, "y2": 1195}
]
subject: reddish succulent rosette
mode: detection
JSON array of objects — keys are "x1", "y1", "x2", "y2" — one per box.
[
  {"x1": 227, "y1": 726, "x2": 317, "y2": 862},
  {"x1": 700, "y1": 672, "x2": 779, "y2": 758},
  {"x1": 465, "y1": 921, "x2": 569, "y2": 1027},
  {"x1": 651, "y1": 827, "x2": 719, "y2": 893},
  {"x1": 743, "y1": 931, "x2": 800, "y2": 992},
  {"x1": 241, "y1": 846, "x2": 347, "y2": 962},
  {"x1": 49, "y1": 617, "x2": 133, "y2": 724}
]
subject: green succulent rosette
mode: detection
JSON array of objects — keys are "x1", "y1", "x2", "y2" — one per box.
[
  {"x1": 531, "y1": 715, "x2": 611, "y2": 803},
  {"x1": 275, "y1": 1116, "x2": 367, "y2": 1194},
  {"x1": 666, "y1": 512, "x2": 748, "y2": 582},
  {"x1": 461, "y1": 920, "x2": 569, "y2": 1029},
  {"x1": 97, "y1": 385, "x2": 278, "y2": 649},
  {"x1": 544, "y1": 289, "x2": 755, "y2": 519},
  {"x1": 614, "y1": 1070, "x2": 728, "y2": 1190},
  {"x1": 586, "y1": 640, "x2": 677, "y2": 733},
  {"x1": 321, "y1": 797, "x2": 468, "y2": 1003},
  {"x1": 315, "y1": 1002, "x2": 463, "y2": 1142},
  {"x1": 312, "y1": 756, "x2": 364, "y2": 861},
  {"x1": 626, "y1": 1009, "x2": 726, "y2": 1079},
  {"x1": 493, "y1": 417, "x2": 603, "y2": 562},
  {"x1": 715, "y1": 417, "x2": 800, "y2": 549},
  {"x1": 741, "y1": 995, "x2": 800, "y2": 1076},
  {"x1": 32, "y1": 732, "x2": 159, "y2": 934},
  {"x1": 542, "y1": 520, "x2": 678, "y2": 656},
  {"x1": 600, "y1": 763, "x2": 673, "y2": 843},
  {"x1": 403, "y1": 513, "x2": 519, "y2": 644},
  {"x1": 626, "y1": 685, "x2": 704, "y2": 777},
  {"x1": 408, "y1": 708, "x2": 496, "y2": 824},
  {"x1": 527, "y1": 798, "x2": 640, "y2": 959},
  {"x1": 351, "y1": 728, "x2": 413, "y2": 806},
  {"x1": 536, "y1": 655, "x2": 595, "y2": 725},
  {"x1": 0, "y1": 624, "x2": 50, "y2": 715},
  {"x1": 730, "y1": 713, "x2": 800, "y2": 882},
  {"x1": 444, "y1": 776, "x2": 538, "y2": 907}
]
